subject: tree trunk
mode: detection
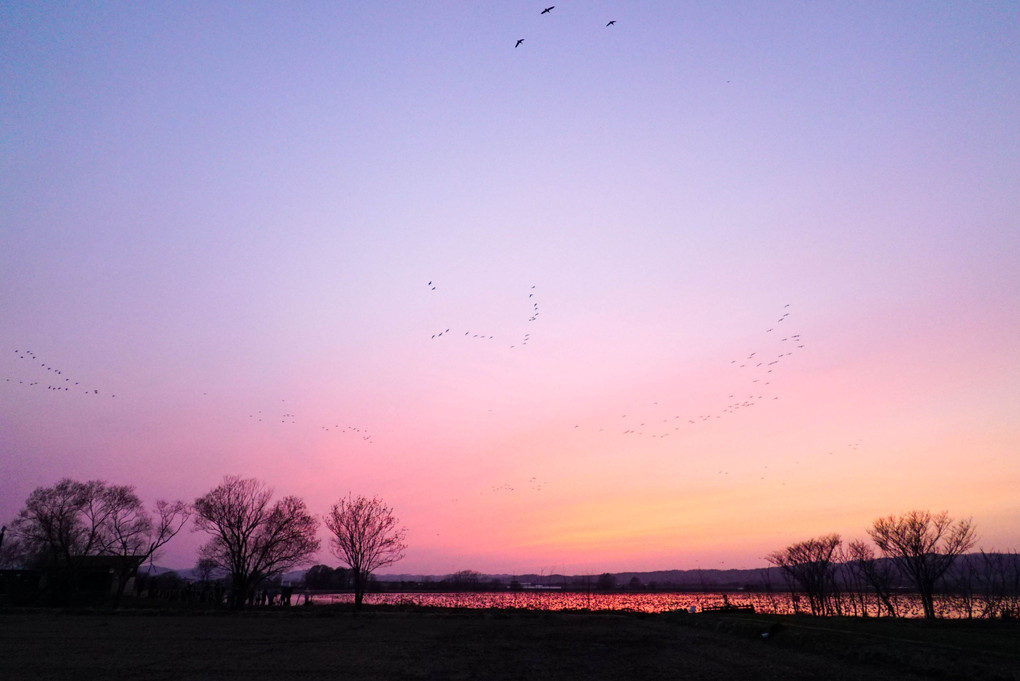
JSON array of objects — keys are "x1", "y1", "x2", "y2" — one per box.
[
  {"x1": 878, "y1": 591, "x2": 897, "y2": 617},
  {"x1": 353, "y1": 570, "x2": 364, "y2": 610},
  {"x1": 112, "y1": 559, "x2": 145, "y2": 609},
  {"x1": 920, "y1": 589, "x2": 937, "y2": 619},
  {"x1": 230, "y1": 575, "x2": 249, "y2": 609},
  {"x1": 112, "y1": 572, "x2": 130, "y2": 609}
]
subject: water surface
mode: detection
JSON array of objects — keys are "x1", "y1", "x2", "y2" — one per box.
[{"x1": 311, "y1": 591, "x2": 946, "y2": 618}]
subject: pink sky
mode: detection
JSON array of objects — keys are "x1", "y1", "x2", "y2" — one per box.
[{"x1": 2, "y1": 2, "x2": 1018, "y2": 575}]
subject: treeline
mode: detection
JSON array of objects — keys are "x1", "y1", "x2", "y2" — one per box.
[
  {"x1": 765, "y1": 510, "x2": 1020, "y2": 620},
  {"x1": 0, "y1": 475, "x2": 407, "y2": 610},
  {"x1": 4, "y1": 479, "x2": 1018, "y2": 619},
  {"x1": 0, "y1": 479, "x2": 189, "y2": 607}
]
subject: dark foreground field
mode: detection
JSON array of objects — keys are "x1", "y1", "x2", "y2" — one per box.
[{"x1": 1, "y1": 606, "x2": 1018, "y2": 681}]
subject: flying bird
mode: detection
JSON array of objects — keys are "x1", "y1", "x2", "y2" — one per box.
[
  {"x1": 515, "y1": 38, "x2": 525, "y2": 48},
  {"x1": 541, "y1": 6, "x2": 554, "y2": 14},
  {"x1": 606, "y1": 20, "x2": 616, "y2": 26}
]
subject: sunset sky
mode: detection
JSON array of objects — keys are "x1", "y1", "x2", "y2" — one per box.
[{"x1": 2, "y1": 2, "x2": 1018, "y2": 576}]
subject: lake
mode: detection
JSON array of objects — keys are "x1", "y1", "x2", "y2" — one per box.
[{"x1": 310, "y1": 590, "x2": 960, "y2": 618}]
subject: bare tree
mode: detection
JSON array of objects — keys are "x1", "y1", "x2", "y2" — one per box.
[
  {"x1": 11, "y1": 479, "x2": 107, "y2": 581},
  {"x1": 766, "y1": 534, "x2": 842, "y2": 616},
  {"x1": 98, "y1": 487, "x2": 190, "y2": 607},
  {"x1": 973, "y1": 550, "x2": 1020, "y2": 619},
  {"x1": 445, "y1": 570, "x2": 483, "y2": 591},
  {"x1": 196, "y1": 557, "x2": 219, "y2": 584},
  {"x1": 0, "y1": 525, "x2": 26, "y2": 569},
  {"x1": 10, "y1": 479, "x2": 189, "y2": 605},
  {"x1": 845, "y1": 539, "x2": 899, "y2": 617},
  {"x1": 868, "y1": 510, "x2": 976, "y2": 620},
  {"x1": 305, "y1": 564, "x2": 349, "y2": 590},
  {"x1": 756, "y1": 567, "x2": 782, "y2": 613},
  {"x1": 324, "y1": 494, "x2": 407, "y2": 610},
  {"x1": 193, "y1": 476, "x2": 320, "y2": 608}
]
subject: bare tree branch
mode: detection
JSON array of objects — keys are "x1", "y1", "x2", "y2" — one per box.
[
  {"x1": 193, "y1": 476, "x2": 319, "y2": 608},
  {"x1": 324, "y1": 494, "x2": 407, "y2": 609},
  {"x1": 868, "y1": 510, "x2": 977, "y2": 619}
]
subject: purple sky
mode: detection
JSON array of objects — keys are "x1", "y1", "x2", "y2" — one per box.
[{"x1": 2, "y1": 1, "x2": 1018, "y2": 575}]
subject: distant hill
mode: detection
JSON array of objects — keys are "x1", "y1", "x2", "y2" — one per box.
[
  {"x1": 150, "y1": 552, "x2": 1016, "y2": 589},
  {"x1": 141, "y1": 564, "x2": 306, "y2": 584},
  {"x1": 145, "y1": 563, "x2": 777, "y2": 588},
  {"x1": 377, "y1": 567, "x2": 782, "y2": 589},
  {"x1": 376, "y1": 552, "x2": 1017, "y2": 588}
]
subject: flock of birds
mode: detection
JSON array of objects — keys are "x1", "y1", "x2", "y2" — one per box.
[
  {"x1": 418, "y1": 293, "x2": 842, "y2": 499},
  {"x1": 3, "y1": 349, "x2": 115, "y2": 398},
  {"x1": 489, "y1": 476, "x2": 546, "y2": 494},
  {"x1": 428, "y1": 282, "x2": 540, "y2": 349},
  {"x1": 711, "y1": 438, "x2": 865, "y2": 487},
  {"x1": 556, "y1": 305, "x2": 810, "y2": 442},
  {"x1": 5, "y1": 297, "x2": 845, "y2": 497},
  {"x1": 422, "y1": 283, "x2": 808, "y2": 446},
  {"x1": 514, "y1": 5, "x2": 617, "y2": 49},
  {"x1": 6, "y1": 301, "x2": 807, "y2": 443},
  {"x1": 2, "y1": 349, "x2": 375, "y2": 445},
  {"x1": 243, "y1": 405, "x2": 375, "y2": 444}
]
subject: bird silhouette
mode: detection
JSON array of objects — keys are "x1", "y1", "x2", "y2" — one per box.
[
  {"x1": 515, "y1": 38, "x2": 525, "y2": 48},
  {"x1": 541, "y1": 6, "x2": 554, "y2": 14},
  {"x1": 606, "y1": 20, "x2": 616, "y2": 26}
]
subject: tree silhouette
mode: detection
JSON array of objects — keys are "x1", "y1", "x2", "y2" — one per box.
[
  {"x1": 324, "y1": 494, "x2": 407, "y2": 610},
  {"x1": 845, "y1": 539, "x2": 899, "y2": 617},
  {"x1": 10, "y1": 478, "x2": 188, "y2": 605},
  {"x1": 766, "y1": 534, "x2": 842, "y2": 616},
  {"x1": 869, "y1": 510, "x2": 976, "y2": 619},
  {"x1": 99, "y1": 490, "x2": 190, "y2": 607},
  {"x1": 11, "y1": 479, "x2": 108, "y2": 583},
  {"x1": 193, "y1": 476, "x2": 319, "y2": 608}
]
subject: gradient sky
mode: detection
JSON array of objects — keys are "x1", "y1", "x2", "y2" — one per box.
[{"x1": 2, "y1": 1, "x2": 1018, "y2": 576}]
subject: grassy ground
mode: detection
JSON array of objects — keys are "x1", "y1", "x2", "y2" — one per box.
[{"x1": 1, "y1": 606, "x2": 1018, "y2": 681}]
